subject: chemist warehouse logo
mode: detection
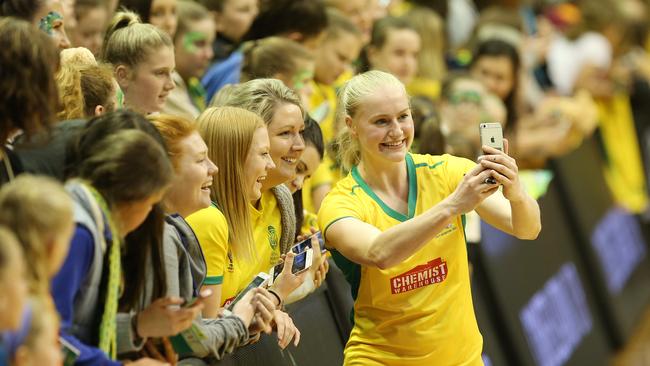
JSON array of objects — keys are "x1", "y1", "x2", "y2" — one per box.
[{"x1": 390, "y1": 258, "x2": 448, "y2": 294}]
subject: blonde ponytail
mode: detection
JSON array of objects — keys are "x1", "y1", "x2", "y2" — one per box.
[{"x1": 101, "y1": 11, "x2": 172, "y2": 68}]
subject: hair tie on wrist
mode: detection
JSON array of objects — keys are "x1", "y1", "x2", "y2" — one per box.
[{"x1": 268, "y1": 289, "x2": 283, "y2": 309}]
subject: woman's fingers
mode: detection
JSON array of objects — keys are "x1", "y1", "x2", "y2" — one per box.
[
  {"x1": 293, "y1": 326, "x2": 301, "y2": 347},
  {"x1": 479, "y1": 159, "x2": 515, "y2": 180}
]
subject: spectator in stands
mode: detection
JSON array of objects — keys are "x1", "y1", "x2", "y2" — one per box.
[
  {"x1": 202, "y1": 0, "x2": 328, "y2": 101},
  {"x1": 470, "y1": 39, "x2": 520, "y2": 134},
  {"x1": 0, "y1": 175, "x2": 74, "y2": 297},
  {"x1": 304, "y1": 10, "x2": 363, "y2": 216},
  {"x1": 0, "y1": 228, "x2": 28, "y2": 333},
  {"x1": 163, "y1": 0, "x2": 216, "y2": 120},
  {"x1": 69, "y1": 0, "x2": 110, "y2": 56},
  {"x1": 52, "y1": 122, "x2": 173, "y2": 365},
  {"x1": 362, "y1": 16, "x2": 421, "y2": 86},
  {"x1": 324, "y1": 0, "x2": 372, "y2": 43},
  {"x1": 56, "y1": 58, "x2": 119, "y2": 120},
  {"x1": 0, "y1": 18, "x2": 60, "y2": 186},
  {"x1": 310, "y1": 9, "x2": 362, "y2": 142},
  {"x1": 240, "y1": 37, "x2": 315, "y2": 108},
  {"x1": 118, "y1": 0, "x2": 177, "y2": 37},
  {"x1": 101, "y1": 11, "x2": 175, "y2": 115},
  {"x1": 402, "y1": 6, "x2": 447, "y2": 101},
  {"x1": 7, "y1": 298, "x2": 63, "y2": 366},
  {"x1": 213, "y1": 79, "x2": 329, "y2": 300},
  {"x1": 290, "y1": 117, "x2": 325, "y2": 236},
  {"x1": 0, "y1": 0, "x2": 72, "y2": 50},
  {"x1": 187, "y1": 106, "x2": 303, "y2": 349},
  {"x1": 149, "y1": 113, "x2": 277, "y2": 360},
  {"x1": 200, "y1": 0, "x2": 258, "y2": 62},
  {"x1": 318, "y1": 70, "x2": 540, "y2": 365}
]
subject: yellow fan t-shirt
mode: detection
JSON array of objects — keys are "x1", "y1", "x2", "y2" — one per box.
[
  {"x1": 186, "y1": 190, "x2": 282, "y2": 307},
  {"x1": 318, "y1": 153, "x2": 483, "y2": 366}
]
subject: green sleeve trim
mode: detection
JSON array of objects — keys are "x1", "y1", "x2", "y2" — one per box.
[
  {"x1": 323, "y1": 216, "x2": 356, "y2": 238},
  {"x1": 204, "y1": 276, "x2": 223, "y2": 285}
]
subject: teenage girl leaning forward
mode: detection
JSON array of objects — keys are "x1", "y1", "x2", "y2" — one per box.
[{"x1": 318, "y1": 70, "x2": 541, "y2": 366}]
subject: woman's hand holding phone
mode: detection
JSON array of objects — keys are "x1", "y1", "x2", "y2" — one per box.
[
  {"x1": 305, "y1": 228, "x2": 329, "y2": 288},
  {"x1": 269, "y1": 252, "x2": 308, "y2": 300},
  {"x1": 136, "y1": 293, "x2": 206, "y2": 338},
  {"x1": 231, "y1": 287, "x2": 274, "y2": 334},
  {"x1": 240, "y1": 288, "x2": 276, "y2": 335},
  {"x1": 477, "y1": 139, "x2": 526, "y2": 203}
]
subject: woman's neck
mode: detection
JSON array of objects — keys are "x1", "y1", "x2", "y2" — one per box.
[{"x1": 357, "y1": 154, "x2": 408, "y2": 195}]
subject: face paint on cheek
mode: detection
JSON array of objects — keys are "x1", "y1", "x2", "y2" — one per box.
[
  {"x1": 38, "y1": 11, "x2": 63, "y2": 36},
  {"x1": 449, "y1": 90, "x2": 482, "y2": 106},
  {"x1": 116, "y1": 88, "x2": 124, "y2": 109},
  {"x1": 182, "y1": 31, "x2": 207, "y2": 53},
  {"x1": 291, "y1": 69, "x2": 314, "y2": 92}
]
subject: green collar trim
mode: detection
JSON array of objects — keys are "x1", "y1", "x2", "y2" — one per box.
[{"x1": 351, "y1": 154, "x2": 417, "y2": 222}]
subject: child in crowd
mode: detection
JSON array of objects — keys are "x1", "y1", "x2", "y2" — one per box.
[
  {"x1": 363, "y1": 16, "x2": 421, "y2": 86},
  {"x1": 69, "y1": 0, "x2": 110, "y2": 56},
  {"x1": 0, "y1": 227, "x2": 29, "y2": 364},
  {"x1": 0, "y1": 17, "x2": 60, "y2": 186},
  {"x1": 56, "y1": 59, "x2": 119, "y2": 120},
  {"x1": 240, "y1": 37, "x2": 315, "y2": 108},
  {"x1": 200, "y1": 0, "x2": 258, "y2": 62},
  {"x1": 118, "y1": 0, "x2": 177, "y2": 37},
  {"x1": 163, "y1": 0, "x2": 216, "y2": 120},
  {"x1": 0, "y1": 175, "x2": 75, "y2": 296},
  {"x1": 7, "y1": 298, "x2": 63, "y2": 366},
  {"x1": 0, "y1": 0, "x2": 71, "y2": 50},
  {"x1": 202, "y1": 0, "x2": 328, "y2": 101},
  {"x1": 289, "y1": 117, "x2": 325, "y2": 235},
  {"x1": 101, "y1": 11, "x2": 175, "y2": 115}
]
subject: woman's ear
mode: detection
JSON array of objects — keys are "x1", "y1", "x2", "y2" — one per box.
[
  {"x1": 94, "y1": 105, "x2": 105, "y2": 116},
  {"x1": 345, "y1": 115, "x2": 357, "y2": 137},
  {"x1": 114, "y1": 65, "x2": 130, "y2": 90}
]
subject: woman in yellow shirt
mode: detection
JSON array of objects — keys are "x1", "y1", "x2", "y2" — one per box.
[
  {"x1": 318, "y1": 71, "x2": 541, "y2": 366},
  {"x1": 187, "y1": 106, "x2": 304, "y2": 349},
  {"x1": 213, "y1": 79, "x2": 328, "y2": 298}
]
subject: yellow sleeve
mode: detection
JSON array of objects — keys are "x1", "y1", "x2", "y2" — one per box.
[
  {"x1": 317, "y1": 182, "x2": 366, "y2": 239},
  {"x1": 310, "y1": 160, "x2": 334, "y2": 188},
  {"x1": 186, "y1": 205, "x2": 229, "y2": 285},
  {"x1": 441, "y1": 154, "x2": 477, "y2": 193}
]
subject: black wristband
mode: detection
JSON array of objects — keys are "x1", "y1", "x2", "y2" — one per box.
[{"x1": 267, "y1": 289, "x2": 283, "y2": 309}]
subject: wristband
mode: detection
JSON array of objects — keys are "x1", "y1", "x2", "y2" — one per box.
[{"x1": 267, "y1": 288, "x2": 284, "y2": 309}]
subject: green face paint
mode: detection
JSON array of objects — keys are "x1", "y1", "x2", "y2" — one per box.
[
  {"x1": 38, "y1": 11, "x2": 63, "y2": 36},
  {"x1": 182, "y1": 31, "x2": 207, "y2": 53},
  {"x1": 449, "y1": 90, "x2": 482, "y2": 106},
  {"x1": 116, "y1": 88, "x2": 124, "y2": 109},
  {"x1": 291, "y1": 69, "x2": 314, "y2": 92}
]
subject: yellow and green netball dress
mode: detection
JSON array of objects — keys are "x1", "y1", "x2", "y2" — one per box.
[{"x1": 318, "y1": 153, "x2": 483, "y2": 366}]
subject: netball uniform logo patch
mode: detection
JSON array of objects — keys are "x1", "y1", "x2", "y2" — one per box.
[{"x1": 390, "y1": 258, "x2": 448, "y2": 294}]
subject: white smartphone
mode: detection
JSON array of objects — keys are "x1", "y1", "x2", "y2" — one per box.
[
  {"x1": 269, "y1": 248, "x2": 314, "y2": 285},
  {"x1": 479, "y1": 122, "x2": 504, "y2": 152},
  {"x1": 479, "y1": 123, "x2": 504, "y2": 184},
  {"x1": 227, "y1": 272, "x2": 270, "y2": 310},
  {"x1": 290, "y1": 232, "x2": 326, "y2": 254}
]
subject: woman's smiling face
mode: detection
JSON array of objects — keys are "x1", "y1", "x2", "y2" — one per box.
[{"x1": 262, "y1": 103, "x2": 305, "y2": 190}]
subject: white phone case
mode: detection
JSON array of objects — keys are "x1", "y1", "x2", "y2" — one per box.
[{"x1": 479, "y1": 122, "x2": 504, "y2": 151}]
